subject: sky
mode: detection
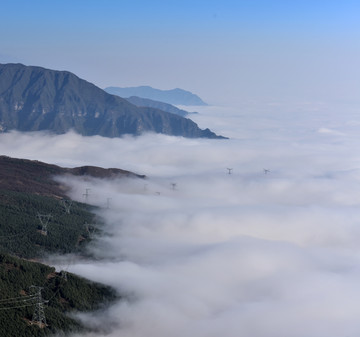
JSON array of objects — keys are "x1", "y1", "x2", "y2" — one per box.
[{"x1": 1, "y1": 0, "x2": 360, "y2": 105}]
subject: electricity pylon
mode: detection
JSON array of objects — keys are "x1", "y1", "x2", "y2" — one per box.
[
  {"x1": 106, "y1": 198, "x2": 111, "y2": 209},
  {"x1": 83, "y1": 188, "x2": 91, "y2": 203},
  {"x1": 60, "y1": 198, "x2": 72, "y2": 214},
  {"x1": 60, "y1": 270, "x2": 68, "y2": 281},
  {"x1": 85, "y1": 222, "x2": 96, "y2": 239},
  {"x1": 37, "y1": 213, "x2": 52, "y2": 236},
  {"x1": 30, "y1": 286, "x2": 47, "y2": 328}
]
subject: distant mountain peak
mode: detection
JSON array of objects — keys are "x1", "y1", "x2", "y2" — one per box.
[
  {"x1": 104, "y1": 85, "x2": 208, "y2": 106},
  {"x1": 0, "y1": 63, "x2": 225, "y2": 139}
]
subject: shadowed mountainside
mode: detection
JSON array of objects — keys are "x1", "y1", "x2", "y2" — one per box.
[
  {"x1": 0, "y1": 63, "x2": 224, "y2": 138},
  {"x1": 0, "y1": 155, "x2": 144, "y2": 198}
]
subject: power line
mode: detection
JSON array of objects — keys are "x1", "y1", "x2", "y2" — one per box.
[
  {"x1": 0, "y1": 303, "x2": 36, "y2": 311},
  {"x1": 0, "y1": 295, "x2": 36, "y2": 304}
]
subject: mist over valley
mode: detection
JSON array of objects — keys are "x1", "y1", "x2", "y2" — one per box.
[{"x1": 2, "y1": 100, "x2": 360, "y2": 336}]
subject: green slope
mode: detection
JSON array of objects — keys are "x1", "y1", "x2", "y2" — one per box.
[
  {"x1": 0, "y1": 253, "x2": 117, "y2": 336},
  {"x1": 0, "y1": 189, "x2": 97, "y2": 258},
  {"x1": 0, "y1": 156, "x2": 126, "y2": 335}
]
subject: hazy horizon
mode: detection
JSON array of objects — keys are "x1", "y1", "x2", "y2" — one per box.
[{"x1": 1, "y1": 0, "x2": 360, "y2": 106}]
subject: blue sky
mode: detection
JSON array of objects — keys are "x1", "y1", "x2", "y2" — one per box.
[{"x1": 1, "y1": 0, "x2": 359, "y2": 104}]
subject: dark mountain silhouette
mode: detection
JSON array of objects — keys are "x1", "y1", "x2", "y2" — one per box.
[
  {"x1": 125, "y1": 96, "x2": 195, "y2": 117},
  {"x1": 0, "y1": 155, "x2": 144, "y2": 198},
  {"x1": 104, "y1": 85, "x2": 208, "y2": 106},
  {"x1": 0, "y1": 64, "x2": 224, "y2": 138}
]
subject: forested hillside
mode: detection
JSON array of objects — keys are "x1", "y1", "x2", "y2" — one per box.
[
  {"x1": 0, "y1": 156, "x2": 130, "y2": 335},
  {"x1": 0, "y1": 189, "x2": 96, "y2": 258},
  {"x1": 0, "y1": 253, "x2": 117, "y2": 336}
]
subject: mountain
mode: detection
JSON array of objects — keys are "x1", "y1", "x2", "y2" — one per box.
[
  {"x1": 0, "y1": 63, "x2": 224, "y2": 138},
  {"x1": 0, "y1": 155, "x2": 144, "y2": 199},
  {"x1": 104, "y1": 85, "x2": 208, "y2": 106},
  {"x1": 125, "y1": 96, "x2": 195, "y2": 117},
  {"x1": 0, "y1": 155, "x2": 144, "y2": 258},
  {"x1": 0, "y1": 156, "x2": 139, "y2": 335}
]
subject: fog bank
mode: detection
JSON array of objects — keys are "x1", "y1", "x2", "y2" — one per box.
[{"x1": 1, "y1": 103, "x2": 360, "y2": 336}]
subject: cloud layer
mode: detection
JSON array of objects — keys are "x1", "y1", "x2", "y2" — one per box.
[{"x1": 2, "y1": 103, "x2": 360, "y2": 336}]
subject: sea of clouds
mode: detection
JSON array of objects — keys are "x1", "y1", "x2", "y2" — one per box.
[{"x1": 1, "y1": 101, "x2": 360, "y2": 336}]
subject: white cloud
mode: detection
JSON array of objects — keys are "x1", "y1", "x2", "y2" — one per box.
[{"x1": 2, "y1": 102, "x2": 360, "y2": 336}]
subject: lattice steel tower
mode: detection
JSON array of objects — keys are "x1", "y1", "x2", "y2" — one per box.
[{"x1": 30, "y1": 286, "x2": 47, "y2": 327}]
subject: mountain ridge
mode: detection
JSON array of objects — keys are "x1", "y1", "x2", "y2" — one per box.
[
  {"x1": 0, "y1": 63, "x2": 224, "y2": 139},
  {"x1": 0, "y1": 155, "x2": 144, "y2": 198},
  {"x1": 125, "y1": 96, "x2": 194, "y2": 117},
  {"x1": 105, "y1": 85, "x2": 208, "y2": 106}
]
